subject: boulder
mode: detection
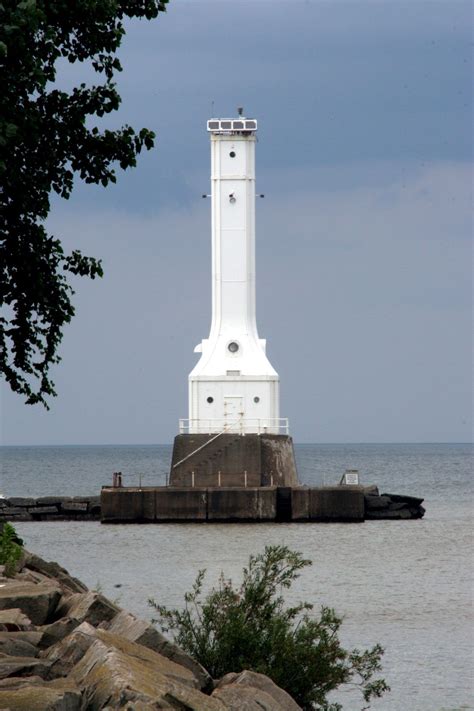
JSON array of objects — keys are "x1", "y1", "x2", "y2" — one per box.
[
  {"x1": 107, "y1": 610, "x2": 212, "y2": 690},
  {"x1": 213, "y1": 671, "x2": 301, "y2": 711},
  {"x1": 42, "y1": 622, "x2": 97, "y2": 679},
  {"x1": 381, "y1": 493, "x2": 424, "y2": 507},
  {"x1": 365, "y1": 508, "x2": 412, "y2": 520},
  {"x1": 56, "y1": 591, "x2": 120, "y2": 627},
  {"x1": 23, "y1": 552, "x2": 88, "y2": 594},
  {"x1": 0, "y1": 655, "x2": 51, "y2": 680},
  {"x1": 0, "y1": 635, "x2": 39, "y2": 657},
  {"x1": 364, "y1": 495, "x2": 391, "y2": 511},
  {"x1": 0, "y1": 608, "x2": 34, "y2": 631},
  {"x1": 71, "y1": 636, "x2": 224, "y2": 710},
  {"x1": 0, "y1": 631, "x2": 42, "y2": 648},
  {"x1": 0, "y1": 678, "x2": 82, "y2": 710},
  {"x1": 0, "y1": 581, "x2": 61, "y2": 625},
  {"x1": 38, "y1": 617, "x2": 80, "y2": 649}
]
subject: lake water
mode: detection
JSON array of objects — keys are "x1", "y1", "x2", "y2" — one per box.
[{"x1": 1, "y1": 443, "x2": 472, "y2": 711}]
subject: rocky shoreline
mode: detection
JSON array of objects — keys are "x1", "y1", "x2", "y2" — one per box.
[{"x1": 0, "y1": 549, "x2": 302, "y2": 710}]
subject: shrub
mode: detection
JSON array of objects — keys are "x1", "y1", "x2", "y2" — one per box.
[
  {"x1": 149, "y1": 545, "x2": 389, "y2": 710},
  {"x1": 0, "y1": 522, "x2": 23, "y2": 577}
]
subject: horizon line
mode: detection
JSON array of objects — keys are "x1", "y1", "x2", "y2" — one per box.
[{"x1": 1, "y1": 441, "x2": 472, "y2": 447}]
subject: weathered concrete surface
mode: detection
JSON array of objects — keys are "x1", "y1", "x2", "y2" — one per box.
[
  {"x1": 289, "y1": 487, "x2": 310, "y2": 521},
  {"x1": 170, "y1": 433, "x2": 262, "y2": 487},
  {"x1": 170, "y1": 433, "x2": 300, "y2": 489},
  {"x1": 260, "y1": 435, "x2": 299, "y2": 487},
  {"x1": 309, "y1": 487, "x2": 365, "y2": 522},
  {"x1": 207, "y1": 488, "x2": 276, "y2": 521},
  {"x1": 100, "y1": 488, "x2": 145, "y2": 522},
  {"x1": 155, "y1": 488, "x2": 208, "y2": 521}
]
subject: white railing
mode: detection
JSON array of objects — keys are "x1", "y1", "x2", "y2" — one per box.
[{"x1": 179, "y1": 418, "x2": 289, "y2": 435}]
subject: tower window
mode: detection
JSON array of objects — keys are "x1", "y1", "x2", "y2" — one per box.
[
  {"x1": 206, "y1": 396, "x2": 214, "y2": 403},
  {"x1": 228, "y1": 341, "x2": 239, "y2": 353},
  {"x1": 229, "y1": 151, "x2": 236, "y2": 158},
  {"x1": 254, "y1": 396, "x2": 260, "y2": 403}
]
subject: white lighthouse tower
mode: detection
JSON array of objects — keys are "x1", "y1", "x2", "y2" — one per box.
[{"x1": 183, "y1": 114, "x2": 285, "y2": 435}]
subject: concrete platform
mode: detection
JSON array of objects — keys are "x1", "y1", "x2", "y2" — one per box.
[{"x1": 100, "y1": 485, "x2": 365, "y2": 524}]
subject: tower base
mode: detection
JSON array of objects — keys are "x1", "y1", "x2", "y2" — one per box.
[{"x1": 169, "y1": 433, "x2": 299, "y2": 488}]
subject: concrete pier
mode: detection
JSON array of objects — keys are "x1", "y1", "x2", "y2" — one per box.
[{"x1": 100, "y1": 485, "x2": 365, "y2": 524}]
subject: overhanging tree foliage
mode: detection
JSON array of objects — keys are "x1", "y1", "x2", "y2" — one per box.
[
  {"x1": 149, "y1": 545, "x2": 390, "y2": 711},
  {"x1": 0, "y1": 0, "x2": 168, "y2": 406}
]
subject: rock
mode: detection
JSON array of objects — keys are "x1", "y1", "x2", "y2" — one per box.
[
  {"x1": 71, "y1": 636, "x2": 224, "y2": 710},
  {"x1": 0, "y1": 631, "x2": 43, "y2": 648},
  {"x1": 38, "y1": 617, "x2": 80, "y2": 649},
  {"x1": 0, "y1": 608, "x2": 34, "y2": 631},
  {"x1": 381, "y1": 493, "x2": 424, "y2": 507},
  {"x1": 23, "y1": 552, "x2": 88, "y2": 594},
  {"x1": 29, "y1": 506, "x2": 60, "y2": 516},
  {"x1": 0, "y1": 635, "x2": 39, "y2": 657},
  {"x1": 365, "y1": 508, "x2": 411, "y2": 520},
  {"x1": 7, "y1": 498, "x2": 36, "y2": 507},
  {"x1": 0, "y1": 678, "x2": 82, "y2": 710},
  {"x1": 214, "y1": 671, "x2": 302, "y2": 711},
  {"x1": 107, "y1": 610, "x2": 212, "y2": 690},
  {"x1": 0, "y1": 581, "x2": 61, "y2": 625},
  {"x1": 0, "y1": 655, "x2": 51, "y2": 680},
  {"x1": 364, "y1": 495, "x2": 391, "y2": 510},
  {"x1": 411, "y1": 504, "x2": 425, "y2": 519},
  {"x1": 34, "y1": 497, "x2": 67, "y2": 506},
  {"x1": 57, "y1": 591, "x2": 120, "y2": 627},
  {"x1": 42, "y1": 622, "x2": 97, "y2": 679},
  {"x1": 59, "y1": 502, "x2": 88, "y2": 513}
]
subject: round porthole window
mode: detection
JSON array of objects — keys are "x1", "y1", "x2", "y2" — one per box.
[
  {"x1": 229, "y1": 151, "x2": 236, "y2": 157},
  {"x1": 254, "y1": 396, "x2": 260, "y2": 403},
  {"x1": 228, "y1": 341, "x2": 239, "y2": 353},
  {"x1": 207, "y1": 396, "x2": 214, "y2": 403}
]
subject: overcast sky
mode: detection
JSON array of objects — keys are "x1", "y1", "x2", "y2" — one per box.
[{"x1": 1, "y1": 0, "x2": 472, "y2": 445}]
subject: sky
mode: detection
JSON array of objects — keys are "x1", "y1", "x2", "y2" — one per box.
[{"x1": 1, "y1": 0, "x2": 472, "y2": 445}]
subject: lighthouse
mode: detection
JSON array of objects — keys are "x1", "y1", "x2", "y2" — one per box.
[
  {"x1": 185, "y1": 114, "x2": 283, "y2": 435},
  {"x1": 171, "y1": 114, "x2": 297, "y2": 489}
]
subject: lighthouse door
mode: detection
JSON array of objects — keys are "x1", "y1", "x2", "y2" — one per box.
[{"x1": 224, "y1": 397, "x2": 244, "y2": 433}]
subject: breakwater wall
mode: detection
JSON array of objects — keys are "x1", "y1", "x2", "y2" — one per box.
[
  {"x1": 0, "y1": 487, "x2": 425, "y2": 523},
  {"x1": 0, "y1": 496, "x2": 101, "y2": 522},
  {"x1": 101, "y1": 485, "x2": 425, "y2": 523}
]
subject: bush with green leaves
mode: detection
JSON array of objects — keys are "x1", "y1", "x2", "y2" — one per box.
[
  {"x1": 149, "y1": 545, "x2": 389, "y2": 711},
  {"x1": 0, "y1": 522, "x2": 23, "y2": 577}
]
